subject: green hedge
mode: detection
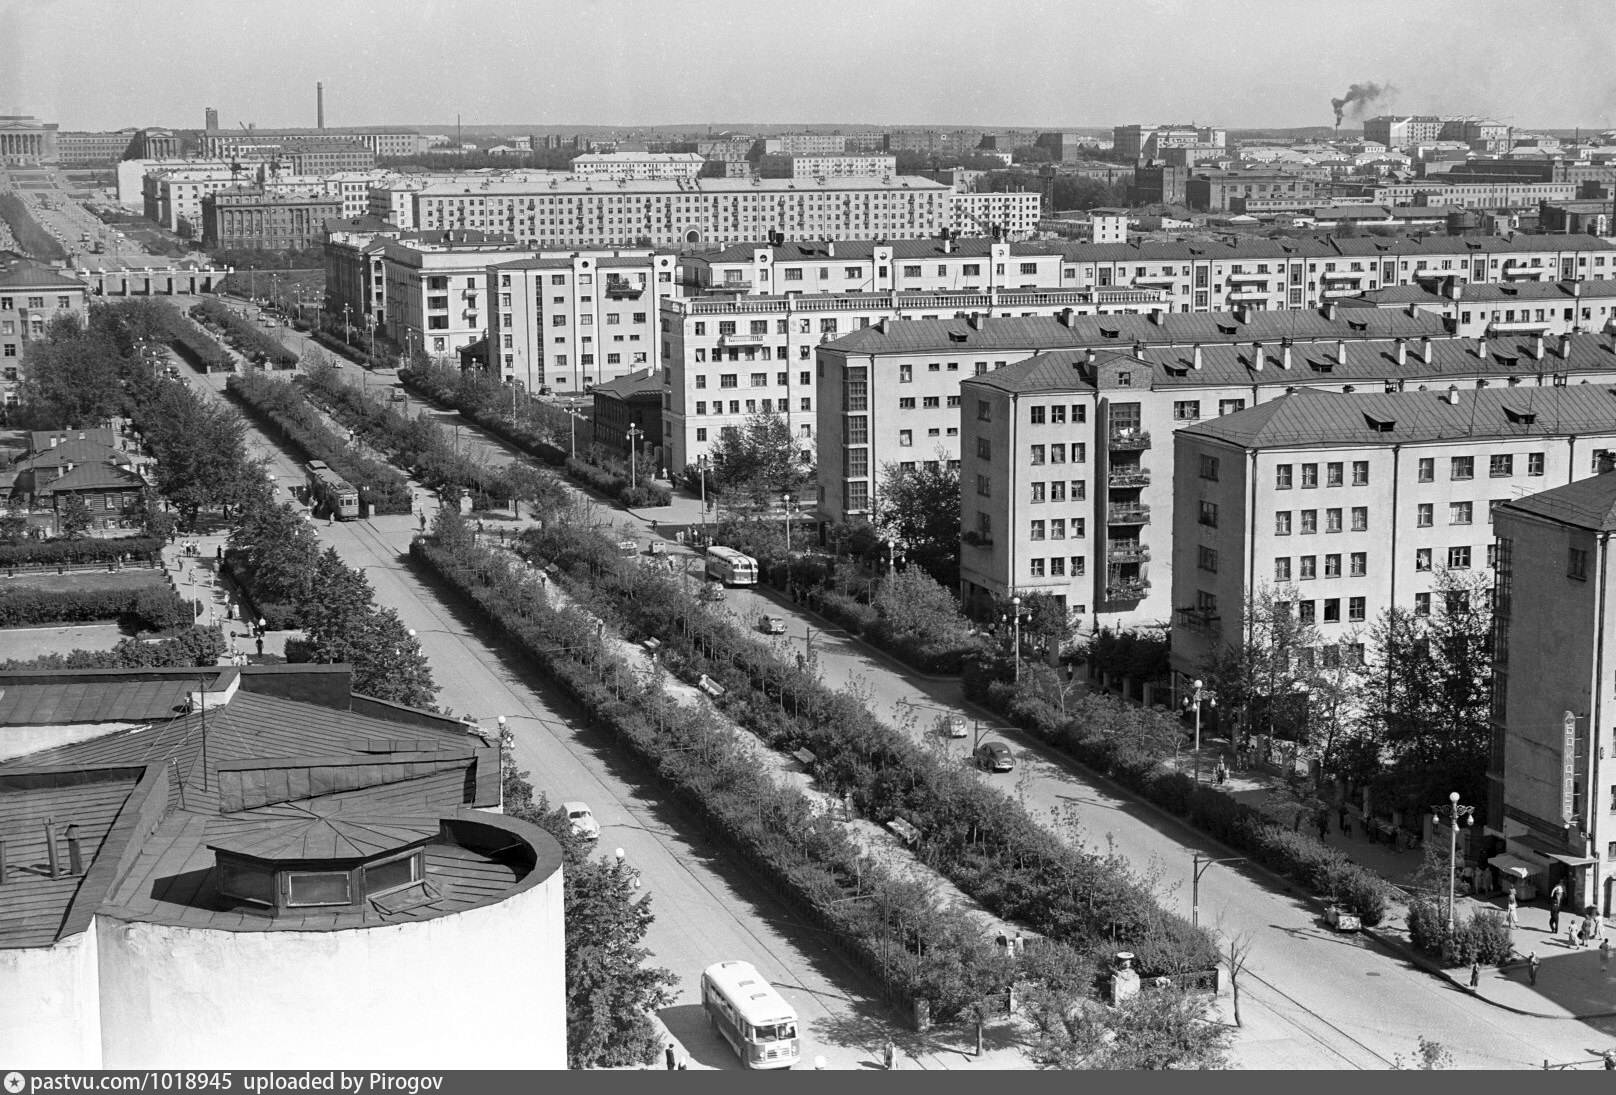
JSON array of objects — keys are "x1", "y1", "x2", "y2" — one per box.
[
  {"x1": 154, "y1": 302, "x2": 234, "y2": 372},
  {"x1": 0, "y1": 585, "x2": 193, "y2": 630},
  {"x1": 965, "y1": 664, "x2": 1391, "y2": 925},
  {"x1": 191, "y1": 299, "x2": 299, "y2": 367},
  {"x1": 0, "y1": 538, "x2": 162, "y2": 568},
  {"x1": 518, "y1": 520, "x2": 1221, "y2": 978},
  {"x1": 413, "y1": 530, "x2": 1039, "y2": 1021},
  {"x1": 225, "y1": 372, "x2": 411, "y2": 515},
  {"x1": 1407, "y1": 898, "x2": 1513, "y2": 965}
]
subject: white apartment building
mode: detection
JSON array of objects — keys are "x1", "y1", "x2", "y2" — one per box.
[
  {"x1": 757, "y1": 154, "x2": 898, "y2": 179},
  {"x1": 490, "y1": 251, "x2": 679, "y2": 392},
  {"x1": 570, "y1": 153, "x2": 704, "y2": 181},
  {"x1": 324, "y1": 170, "x2": 401, "y2": 218},
  {"x1": 679, "y1": 237, "x2": 1069, "y2": 296},
  {"x1": 1341, "y1": 277, "x2": 1616, "y2": 337},
  {"x1": 762, "y1": 135, "x2": 854, "y2": 156},
  {"x1": 370, "y1": 179, "x2": 423, "y2": 229},
  {"x1": 951, "y1": 327, "x2": 1616, "y2": 635},
  {"x1": 117, "y1": 159, "x2": 227, "y2": 209},
  {"x1": 376, "y1": 233, "x2": 537, "y2": 357},
  {"x1": 404, "y1": 176, "x2": 954, "y2": 250},
  {"x1": 660, "y1": 283, "x2": 1171, "y2": 471},
  {"x1": 1168, "y1": 385, "x2": 1616, "y2": 688},
  {"x1": 951, "y1": 191, "x2": 1042, "y2": 239}
]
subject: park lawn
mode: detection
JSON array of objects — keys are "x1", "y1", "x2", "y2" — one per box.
[{"x1": 0, "y1": 568, "x2": 167, "y2": 595}]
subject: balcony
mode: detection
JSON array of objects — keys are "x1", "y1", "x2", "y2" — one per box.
[
  {"x1": 719, "y1": 331, "x2": 767, "y2": 345},
  {"x1": 1107, "y1": 503, "x2": 1151, "y2": 525},
  {"x1": 1107, "y1": 543, "x2": 1151, "y2": 564},
  {"x1": 715, "y1": 278, "x2": 754, "y2": 292},
  {"x1": 605, "y1": 279, "x2": 644, "y2": 300},
  {"x1": 1175, "y1": 606, "x2": 1221, "y2": 634},
  {"x1": 1106, "y1": 578, "x2": 1151, "y2": 601},
  {"x1": 1227, "y1": 287, "x2": 1269, "y2": 300},
  {"x1": 1227, "y1": 271, "x2": 1269, "y2": 285},
  {"x1": 1108, "y1": 469, "x2": 1151, "y2": 489},
  {"x1": 1108, "y1": 428, "x2": 1151, "y2": 451}
]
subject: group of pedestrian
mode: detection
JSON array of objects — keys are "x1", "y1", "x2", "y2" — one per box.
[{"x1": 994, "y1": 931, "x2": 1026, "y2": 959}]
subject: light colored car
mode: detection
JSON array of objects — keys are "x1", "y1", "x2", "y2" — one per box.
[
  {"x1": 563, "y1": 801, "x2": 600, "y2": 841},
  {"x1": 973, "y1": 741, "x2": 1015, "y2": 772},
  {"x1": 937, "y1": 713, "x2": 968, "y2": 738},
  {"x1": 759, "y1": 614, "x2": 787, "y2": 634}
]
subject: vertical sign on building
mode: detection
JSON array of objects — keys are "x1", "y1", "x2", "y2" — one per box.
[{"x1": 1564, "y1": 710, "x2": 1578, "y2": 821}]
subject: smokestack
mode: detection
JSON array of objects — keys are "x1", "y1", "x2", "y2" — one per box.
[{"x1": 317, "y1": 82, "x2": 325, "y2": 130}]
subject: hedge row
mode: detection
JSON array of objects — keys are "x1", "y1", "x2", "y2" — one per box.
[
  {"x1": 413, "y1": 530, "x2": 1039, "y2": 1020},
  {"x1": 300, "y1": 367, "x2": 510, "y2": 506},
  {"x1": 225, "y1": 372, "x2": 411, "y2": 515},
  {"x1": 520, "y1": 521, "x2": 1221, "y2": 978},
  {"x1": 0, "y1": 585, "x2": 194, "y2": 631},
  {"x1": 0, "y1": 537, "x2": 162, "y2": 567},
  {"x1": 402, "y1": 366, "x2": 672, "y2": 508},
  {"x1": 153, "y1": 301, "x2": 234, "y2": 372},
  {"x1": 964, "y1": 666, "x2": 1391, "y2": 925},
  {"x1": 1406, "y1": 897, "x2": 1513, "y2": 965},
  {"x1": 191, "y1": 298, "x2": 298, "y2": 367}
]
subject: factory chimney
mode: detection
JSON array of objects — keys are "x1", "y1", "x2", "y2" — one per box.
[{"x1": 317, "y1": 82, "x2": 325, "y2": 131}]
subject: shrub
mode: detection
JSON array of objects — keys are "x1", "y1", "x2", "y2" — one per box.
[
  {"x1": 0, "y1": 584, "x2": 188, "y2": 630},
  {"x1": 191, "y1": 299, "x2": 299, "y2": 367},
  {"x1": 0, "y1": 537, "x2": 162, "y2": 568},
  {"x1": 130, "y1": 587, "x2": 192, "y2": 631}
]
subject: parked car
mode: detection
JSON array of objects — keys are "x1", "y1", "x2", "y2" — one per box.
[
  {"x1": 936, "y1": 713, "x2": 968, "y2": 738},
  {"x1": 616, "y1": 539, "x2": 639, "y2": 556},
  {"x1": 973, "y1": 740, "x2": 1015, "y2": 772},
  {"x1": 700, "y1": 580, "x2": 725, "y2": 603},
  {"x1": 758, "y1": 614, "x2": 787, "y2": 634},
  {"x1": 563, "y1": 801, "x2": 600, "y2": 842}
]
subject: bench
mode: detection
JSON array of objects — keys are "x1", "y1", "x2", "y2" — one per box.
[{"x1": 791, "y1": 748, "x2": 816, "y2": 767}]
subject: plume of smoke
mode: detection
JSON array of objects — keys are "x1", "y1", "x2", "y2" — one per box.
[{"x1": 1331, "y1": 82, "x2": 1392, "y2": 127}]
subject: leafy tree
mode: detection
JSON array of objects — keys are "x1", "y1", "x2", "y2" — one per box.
[
  {"x1": 871, "y1": 567, "x2": 972, "y2": 648},
  {"x1": 135, "y1": 382, "x2": 258, "y2": 528},
  {"x1": 297, "y1": 548, "x2": 438, "y2": 707},
  {"x1": 1023, "y1": 981, "x2": 1231, "y2": 1070},
  {"x1": 501, "y1": 459, "x2": 568, "y2": 522},
  {"x1": 706, "y1": 410, "x2": 814, "y2": 508},
  {"x1": 57, "y1": 495, "x2": 92, "y2": 539},
  {"x1": 230, "y1": 500, "x2": 321, "y2": 605},
  {"x1": 875, "y1": 456, "x2": 961, "y2": 588},
  {"x1": 17, "y1": 313, "x2": 125, "y2": 427},
  {"x1": 1392, "y1": 1037, "x2": 1454, "y2": 1070},
  {"x1": 1348, "y1": 568, "x2": 1492, "y2": 810},
  {"x1": 0, "y1": 502, "x2": 29, "y2": 544},
  {"x1": 501, "y1": 765, "x2": 675, "y2": 1069}
]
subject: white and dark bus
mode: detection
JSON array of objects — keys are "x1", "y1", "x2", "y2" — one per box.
[
  {"x1": 705, "y1": 545, "x2": 759, "y2": 586},
  {"x1": 701, "y1": 960, "x2": 800, "y2": 1069}
]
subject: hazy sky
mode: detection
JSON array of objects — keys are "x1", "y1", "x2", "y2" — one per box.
[{"x1": 5, "y1": 0, "x2": 1615, "y2": 132}]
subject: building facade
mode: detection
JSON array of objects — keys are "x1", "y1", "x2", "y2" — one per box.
[
  {"x1": 0, "y1": 260, "x2": 88, "y2": 405},
  {"x1": 950, "y1": 191, "x2": 1042, "y2": 238},
  {"x1": 757, "y1": 154, "x2": 898, "y2": 179},
  {"x1": 201, "y1": 187, "x2": 344, "y2": 251},
  {"x1": 376, "y1": 231, "x2": 533, "y2": 358},
  {"x1": 54, "y1": 129, "x2": 139, "y2": 166},
  {"x1": 0, "y1": 115, "x2": 58, "y2": 162},
  {"x1": 571, "y1": 152, "x2": 705, "y2": 181},
  {"x1": 591, "y1": 367, "x2": 664, "y2": 462},
  {"x1": 1187, "y1": 169, "x2": 1318, "y2": 213}
]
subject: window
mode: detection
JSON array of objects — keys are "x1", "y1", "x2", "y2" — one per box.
[
  {"x1": 1275, "y1": 510, "x2": 1292, "y2": 535},
  {"x1": 1323, "y1": 598, "x2": 1341, "y2": 623},
  {"x1": 1298, "y1": 601, "x2": 1316, "y2": 625},
  {"x1": 1450, "y1": 501, "x2": 1473, "y2": 525},
  {"x1": 1198, "y1": 546, "x2": 1218, "y2": 572},
  {"x1": 720, "y1": 374, "x2": 738, "y2": 388},
  {"x1": 1490, "y1": 454, "x2": 1513, "y2": 478},
  {"x1": 922, "y1": 396, "x2": 940, "y2": 408},
  {"x1": 1219, "y1": 399, "x2": 1246, "y2": 416},
  {"x1": 1417, "y1": 503, "x2": 1433, "y2": 527},
  {"x1": 1050, "y1": 444, "x2": 1067, "y2": 465},
  {"x1": 1276, "y1": 464, "x2": 1293, "y2": 490},
  {"x1": 977, "y1": 437, "x2": 992, "y2": 460},
  {"x1": 1030, "y1": 558, "x2": 1045, "y2": 577},
  {"x1": 1415, "y1": 548, "x2": 1433, "y2": 571},
  {"x1": 1049, "y1": 482, "x2": 1065, "y2": 502},
  {"x1": 898, "y1": 397, "x2": 916, "y2": 409},
  {"x1": 1350, "y1": 506, "x2": 1367, "y2": 531},
  {"x1": 1570, "y1": 547, "x2": 1589, "y2": 581},
  {"x1": 1326, "y1": 508, "x2": 1342, "y2": 533},
  {"x1": 1199, "y1": 501, "x2": 1218, "y2": 528},
  {"x1": 1301, "y1": 463, "x2": 1318, "y2": 488},
  {"x1": 1352, "y1": 461, "x2": 1368, "y2": 486},
  {"x1": 1030, "y1": 405, "x2": 1046, "y2": 424},
  {"x1": 366, "y1": 853, "x2": 423, "y2": 898},
  {"x1": 1300, "y1": 510, "x2": 1318, "y2": 534},
  {"x1": 1325, "y1": 553, "x2": 1343, "y2": 578},
  {"x1": 1451, "y1": 456, "x2": 1474, "y2": 480},
  {"x1": 1199, "y1": 454, "x2": 1219, "y2": 481},
  {"x1": 899, "y1": 429, "x2": 913, "y2": 447},
  {"x1": 1350, "y1": 551, "x2": 1366, "y2": 576},
  {"x1": 1275, "y1": 557, "x2": 1292, "y2": 581},
  {"x1": 1528, "y1": 452, "x2": 1545, "y2": 476},
  {"x1": 1414, "y1": 592, "x2": 1431, "y2": 616},
  {"x1": 1030, "y1": 520, "x2": 1046, "y2": 540},
  {"x1": 1174, "y1": 400, "x2": 1201, "y2": 421},
  {"x1": 1050, "y1": 405, "x2": 1066, "y2": 424},
  {"x1": 1050, "y1": 558, "x2": 1066, "y2": 577},
  {"x1": 1448, "y1": 545, "x2": 1471, "y2": 569},
  {"x1": 976, "y1": 475, "x2": 991, "y2": 497},
  {"x1": 750, "y1": 372, "x2": 766, "y2": 387},
  {"x1": 1300, "y1": 556, "x2": 1317, "y2": 580},
  {"x1": 1030, "y1": 444, "x2": 1045, "y2": 464},
  {"x1": 286, "y1": 871, "x2": 353, "y2": 908},
  {"x1": 976, "y1": 400, "x2": 991, "y2": 421},
  {"x1": 1417, "y1": 458, "x2": 1434, "y2": 483},
  {"x1": 784, "y1": 268, "x2": 803, "y2": 281},
  {"x1": 899, "y1": 363, "x2": 913, "y2": 383},
  {"x1": 1051, "y1": 519, "x2": 1066, "y2": 540},
  {"x1": 1326, "y1": 462, "x2": 1343, "y2": 487},
  {"x1": 1031, "y1": 482, "x2": 1045, "y2": 503}
]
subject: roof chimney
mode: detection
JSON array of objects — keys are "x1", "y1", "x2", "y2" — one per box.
[
  {"x1": 826, "y1": 239, "x2": 835, "y2": 258},
  {"x1": 1059, "y1": 307, "x2": 1074, "y2": 327},
  {"x1": 875, "y1": 317, "x2": 889, "y2": 334},
  {"x1": 1532, "y1": 334, "x2": 1545, "y2": 360},
  {"x1": 1421, "y1": 335, "x2": 1434, "y2": 363},
  {"x1": 943, "y1": 236, "x2": 953, "y2": 254},
  {"x1": 1085, "y1": 348, "x2": 1097, "y2": 366},
  {"x1": 1191, "y1": 344, "x2": 1203, "y2": 370},
  {"x1": 43, "y1": 818, "x2": 61, "y2": 880},
  {"x1": 1574, "y1": 279, "x2": 1583, "y2": 299},
  {"x1": 1445, "y1": 276, "x2": 1462, "y2": 301},
  {"x1": 1251, "y1": 341, "x2": 1264, "y2": 370},
  {"x1": 1560, "y1": 332, "x2": 1573, "y2": 358},
  {"x1": 1476, "y1": 337, "x2": 1489, "y2": 360},
  {"x1": 65, "y1": 824, "x2": 83, "y2": 876},
  {"x1": 1395, "y1": 337, "x2": 1407, "y2": 368},
  {"x1": 1322, "y1": 300, "x2": 1338, "y2": 321},
  {"x1": 1337, "y1": 339, "x2": 1348, "y2": 366},
  {"x1": 1150, "y1": 308, "x2": 1164, "y2": 325},
  {"x1": 1446, "y1": 384, "x2": 1460, "y2": 405},
  {"x1": 967, "y1": 312, "x2": 981, "y2": 331}
]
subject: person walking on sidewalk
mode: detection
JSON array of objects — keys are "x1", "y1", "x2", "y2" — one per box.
[
  {"x1": 1507, "y1": 888, "x2": 1519, "y2": 931},
  {"x1": 1601, "y1": 937, "x2": 1610, "y2": 973},
  {"x1": 1528, "y1": 952, "x2": 1540, "y2": 986},
  {"x1": 1549, "y1": 881, "x2": 1564, "y2": 934},
  {"x1": 1468, "y1": 959, "x2": 1480, "y2": 991},
  {"x1": 1338, "y1": 803, "x2": 1349, "y2": 833}
]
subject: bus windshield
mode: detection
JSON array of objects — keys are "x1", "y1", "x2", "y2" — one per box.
[{"x1": 751, "y1": 1022, "x2": 796, "y2": 1043}]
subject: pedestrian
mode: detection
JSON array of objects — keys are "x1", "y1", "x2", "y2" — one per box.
[
  {"x1": 995, "y1": 932, "x2": 1008, "y2": 958},
  {"x1": 664, "y1": 1043, "x2": 677, "y2": 1071},
  {"x1": 1468, "y1": 958, "x2": 1480, "y2": 990},
  {"x1": 1338, "y1": 804, "x2": 1349, "y2": 833},
  {"x1": 256, "y1": 636, "x2": 264, "y2": 657},
  {"x1": 1506, "y1": 888, "x2": 1519, "y2": 930},
  {"x1": 1528, "y1": 952, "x2": 1539, "y2": 986},
  {"x1": 1550, "y1": 880, "x2": 1565, "y2": 933},
  {"x1": 1316, "y1": 812, "x2": 1329, "y2": 842},
  {"x1": 1014, "y1": 931, "x2": 1025, "y2": 958},
  {"x1": 1570, "y1": 919, "x2": 1580, "y2": 948},
  {"x1": 418, "y1": 512, "x2": 427, "y2": 531},
  {"x1": 1601, "y1": 937, "x2": 1610, "y2": 972},
  {"x1": 1215, "y1": 759, "x2": 1228, "y2": 786},
  {"x1": 1605, "y1": 1050, "x2": 1615, "y2": 1071},
  {"x1": 883, "y1": 1040, "x2": 898, "y2": 1071}
]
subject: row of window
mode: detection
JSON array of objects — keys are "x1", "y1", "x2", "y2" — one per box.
[
  {"x1": 1027, "y1": 404, "x2": 1089, "y2": 425},
  {"x1": 898, "y1": 395, "x2": 962, "y2": 409},
  {"x1": 1287, "y1": 597, "x2": 1368, "y2": 625},
  {"x1": 1416, "y1": 453, "x2": 1544, "y2": 481},
  {"x1": 692, "y1": 371, "x2": 813, "y2": 389},
  {"x1": 0, "y1": 296, "x2": 74, "y2": 311},
  {"x1": 1028, "y1": 443, "x2": 1087, "y2": 465},
  {"x1": 1029, "y1": 518, "x2": 1086, "y2": 540},
  {"x1": 1028, "y1": 556, "x2": 1086, "y2": 578},
  {"x1": 693, "y1": 345, "x2": 814, "y2": 362},
  {"x1": 1029, "y1": 480, "x2": 1086, "y2": 503},
  {"x1": 1275, "y1": 461, "x2": 1372, "y2": 489},
  {"x1": 1174, "y1": 399, "x2": 1250, "y2": 422},
  {"x1": 1275, "y1": 507, "x2": 1371, "y2": 534},
  {"x1": 694, "y1": 398, "x2": 811, "y2": 415},
  {"x1": 897, "y1": 427, "x2": 959, "y2": 444},
  {"x1": 1273, "y1": 553, "x2": 1370, "y2": 580},
  {"x1": 696, "y1": 423, "x2": 813, "y2": 443}
]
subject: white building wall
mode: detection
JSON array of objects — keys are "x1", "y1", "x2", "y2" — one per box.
[{"x1": 0, "y1": 922, "x2": 102, "y2": 1070}]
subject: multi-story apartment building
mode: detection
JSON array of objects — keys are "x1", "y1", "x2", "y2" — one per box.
[
  {"x1": 489, "y1": 250, "x2": 678, "y2": 391},
  {"x1": 662, "y1": 282, "x2": 1172, "y2": 471},
  {"x1": 761, "y1": 135, "x2": 853, "y2": 156},
  {"x1": 1364, "y1": 116, "x2": 1510, "y2": 151},
  {"x1": 405, "y1": 176, "x2": 954, "y2": 250},
  {"x1": 322, "y1": 220, "x2": 417, "y2": 332},
  {"x1": 677, "y1": 237, "x2": 1064, "y2": 297},
  {"x1": 1187, "y1": 169, "x2": 1318, "y2": 213},
  {"x1": 0, "y1": 258, "x2": 86, "y2": 405},
  {"x1": 1035, "y1": 132, "x2": 1088, "y2": 163},
  {"x1": 1169, "y1": 386, "x2": 1616, "y2": 721},
  {"x1": 200, "y1": 187, "x2": 343, "y2": 251},
  {"x1": 1363, "y1": 181, "x2": 1576, "y2": 209},
  {"x1": 1114, "y1": 125, "x2": 1225, "y2": 162},
  {"x1": 376, "y1": 231, "x2": 535, "y2": 358},
  {"x1": 324, "y1": 170, "x2": 400, "y2": 218},
  {"x1": 951, "y1": 191, "x2": 1042, "y2": 239},
  {"x1": 882, "y1": 129, "x2": 988, "y2": 157},
  {"x1": 757, "y1": 154, "x2": 897, "y2": 179},
  {"x1": 143, "y1": 166, "x2": 243, "y2": 233},
  {"x1": 1341, "y1": 277, "x2": 1616, "y2": 337},
  {"x1": 1490, "y1": 474, "x2": 1616, "y2": 914},
  {"x1": 1132, "y1": 164, "x2": 1191, "y2": 206},
  {"x1": 570, "y1": 153, "x2": 704, "y2": 181},
  {"x1": 283, "y1": 143, "x2": 377, "y2": 175},
  {"x1": 948, "y1": 313, "x2": 1547, "y2": 626}
]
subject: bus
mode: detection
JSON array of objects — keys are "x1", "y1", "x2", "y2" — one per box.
[
  {"x1": 700, "y1": 961, "x2": 800, "y2": 1069},
  {"x1": 705, "y1": 545, "x2": 758, "y2": 586},
  {"x1": 305, "y1": 460, "x2": 359, "y2": 520}
]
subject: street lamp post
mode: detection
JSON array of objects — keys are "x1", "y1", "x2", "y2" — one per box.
[
  {"x1": 1010, "y1": 595, "x2": 1022, "y2": 684},
  {"x1": 569, "y1": 409, "x2": 584, "y2": 459},
  {"x1": 342, "y1": 304, "x2": 352, "y2": 345},
  {"x1": 782, "y1": 493, "x2": 796, "y2": 553},
  {"x1": 697, "y1": 455, "x2": 710, "y2": 544},
  {"x1": 1191, "y1": 853, "x2": 1245, "y2": 929},
  {"x1": 1432, "y1": 791, "x2": 1475, "y2": 934},
  {"x1": 1183, "y1": 678, "x2": 1217, "y2": 785},
  {"x1": 626, "y1": 425, "x2": 644, "y2": 490}
]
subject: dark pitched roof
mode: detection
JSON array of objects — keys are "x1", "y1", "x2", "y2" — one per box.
[
  {"x1": 33, "y1": 462, "x2": 146, "y2": 495},
  {"x1": 28, "y1": 429, "x2": 117, "y2": 454},
  {"x1": 1498, "y1": 473, "x2": 1616, "y2": 532},
  {"x1": 0, "y1": 261, "x2": 84, "y2": 291},
  {"x1": 591, "y1": 367, "x2": 661, "y2": 399}
]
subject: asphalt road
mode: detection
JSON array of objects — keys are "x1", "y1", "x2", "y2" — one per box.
[
  {"x1": 0, "y1": 164, "x2": 192, "y2": 271},
  {"x1": 188, "y1": 368, "x2": 985, "y2": 1072}
]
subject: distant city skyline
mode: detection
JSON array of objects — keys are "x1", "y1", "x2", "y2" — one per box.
[{"x1": 4, "y1": 0, "x2": 1615, "y2": 134}]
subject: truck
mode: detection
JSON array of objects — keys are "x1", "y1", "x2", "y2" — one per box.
[{"x1": 304, "y1": 460, "x2": 359, "y2": 520}]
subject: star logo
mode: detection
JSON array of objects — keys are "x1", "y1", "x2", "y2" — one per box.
[{"x1": 3, "y1": 1072, "x2": 25, "y2": 1094}]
